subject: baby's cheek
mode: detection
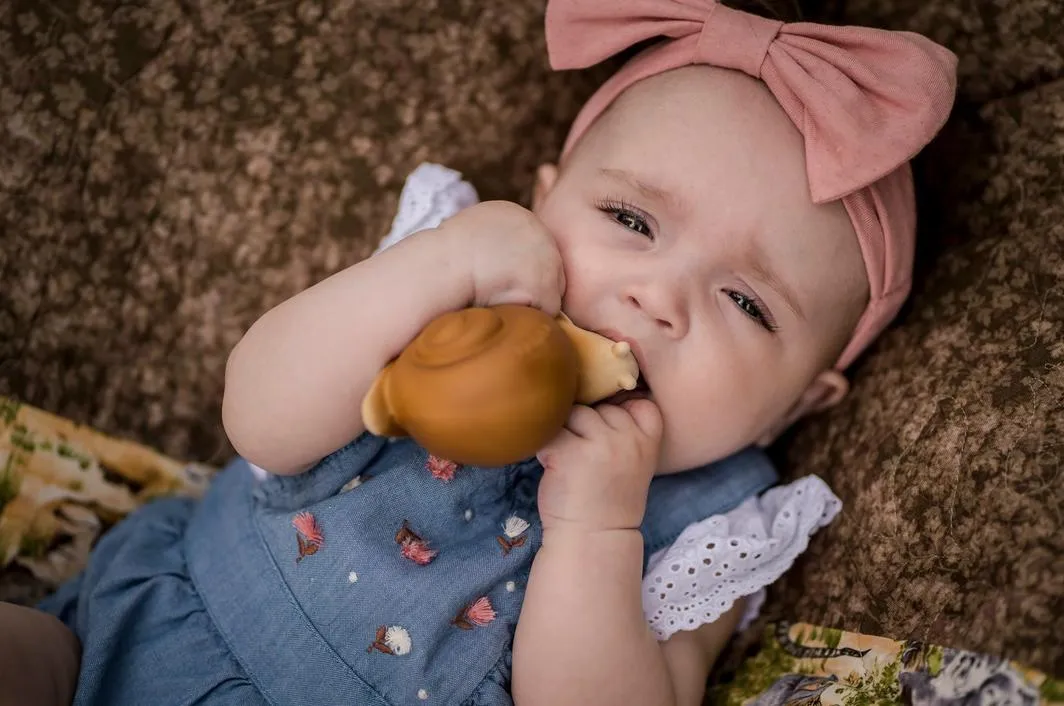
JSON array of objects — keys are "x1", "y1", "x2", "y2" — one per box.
[
  {"x1": 558, "y1": 261, "x2": 602, "y2": 322},
  {"x1": 656, "y1": 401, "x2": 722, "y2": 472},
  {"x1": 658, "y1": 374, "x2": 761, "y2": 470}
]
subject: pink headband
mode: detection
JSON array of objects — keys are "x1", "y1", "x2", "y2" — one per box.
[{"x1": 546, "y1": 0, "x2": 958, "y2": 369}]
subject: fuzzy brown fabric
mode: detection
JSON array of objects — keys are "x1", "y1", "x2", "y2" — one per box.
[
  {"x1": 1, "y1": 0, "x2": 1061, "y2": 678},
  {"x1": 0, "y1": 0, "x2": 609, "y2": 466},
  {"x1": 764, "y1": 80, "x2": 1064, "y2": 675},
  {"x1": 751, "y1": 0, "x2": 1064, "y2": 677}
]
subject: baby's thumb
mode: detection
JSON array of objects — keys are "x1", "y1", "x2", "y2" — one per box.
[
  {"x1": 539, "y1": 286, "x2": 562, "y2": 317},
  {"x1": 541, "y1": 260, "x2": 566, "y2": 316},
  {"x1": 624, "y1": 399, "x2": 664, "y2": 442},
  {"x1": 530, "y1": 271, "x2": 562, "y2": 317}
]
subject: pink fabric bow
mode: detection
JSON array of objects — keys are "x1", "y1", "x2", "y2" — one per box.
[{"x1": 545, "y1": 0, "x2": 958, "y2": 368}]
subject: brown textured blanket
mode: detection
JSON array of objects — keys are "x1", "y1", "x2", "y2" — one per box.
[{"x1": 1, "y1": 0, "x2": 1060, "y2": 676}]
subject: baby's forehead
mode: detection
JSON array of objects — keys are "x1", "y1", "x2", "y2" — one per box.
[
  {"x1": 590, "y1": 66, "x2": 800, "y2": 158},
  {"x1": 567, "y1": 67, "x2": 868, "y2": 307},
  {"x1": 574, "y1": 72, "x2": 832, "y2": 228},
  {"x1": 576, "y1": 68, "x2": 811, "y2": 211}
]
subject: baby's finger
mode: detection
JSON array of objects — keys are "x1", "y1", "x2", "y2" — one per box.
[
  {"x1": 564, "y1": 405, "x2": 603, "y2": 439},
  {"x1": 532, "y1": 258, "x2": 564, "y2": 316},
  {"x1": 596, "y1": 404, "x2": 635, "y2": 432},
  {"x1": 537, "y1": 281, "x2": 562, "y2": 317},
  {"x1": 536, "y1": 427, "x2": 579, "y2": 466},
  {"x1": 489, "y1": 280, "x2": 559, "y2": 315},
  {"x1": 622, "y1": 399, "x2": 664, "y2": 441},
  {"x1": 484, "y1": 288, "x2": 536, "y2": 308}
]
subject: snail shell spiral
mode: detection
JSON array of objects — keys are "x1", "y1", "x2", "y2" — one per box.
[
  {"x1": 405, "y1": 308, "x2": 506, "y2": 369},
  {"x1": 379, "y1": 305, "x2": 580, "y2": 466}
]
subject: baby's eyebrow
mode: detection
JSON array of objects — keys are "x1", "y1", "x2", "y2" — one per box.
[
  {"x1": 747, "y1": 245, "x2": 806, "y2": 321},
  {"x1": 598, "y1": 168, "x2": 686, "y2": 215}
]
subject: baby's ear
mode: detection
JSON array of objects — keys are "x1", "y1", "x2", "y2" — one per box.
[
  {"x1": 803, "y1": 370, "x2": 850, "y2": 414},
  {"x1": 755, "y1": 370, "x2": 849, "y2": 447},
  {"x1": 532, "y1": 164, "x2": 559, "y2": 210}
]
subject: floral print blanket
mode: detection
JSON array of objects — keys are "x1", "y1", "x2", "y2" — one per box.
[
  {"x1": 712, "y1": 623, "x2": 1062, "y2": 706},
  {"x1": 0, "y1": 396, "x2": 211, "y2": 602}
]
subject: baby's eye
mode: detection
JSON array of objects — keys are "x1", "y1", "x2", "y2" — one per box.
[
  {"x1": 726, "y1": 290, "x2": 777, "y2": 332},
  {"x1": 613, "y1": 210, "x2": 651, "y2": 237},
  {"x1": 596, "y1": 199, "x2": 654, "y2": 239}
]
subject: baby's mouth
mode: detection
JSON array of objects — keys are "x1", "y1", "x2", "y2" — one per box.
[{"x1": 601, "y1": 374, "x2": 652, "y2": 406}]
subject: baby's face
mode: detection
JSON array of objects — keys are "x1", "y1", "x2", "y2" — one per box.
[{"x1": 533, "y1": 66, "x2": 869, "y2": 472}]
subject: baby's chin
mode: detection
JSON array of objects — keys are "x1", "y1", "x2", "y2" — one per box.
[
  {"x1": 594, "y1": 372, "x2": 762, "y2": 473},
  {"x1": 656, "y1": 424, "x2": 758, "y2": 476}
]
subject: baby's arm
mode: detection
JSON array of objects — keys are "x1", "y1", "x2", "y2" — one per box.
[
  {"x1": 513, "y1": 402, "x2": 744, "y2": 706},
  {"x1": 222, "y1": 201, "x2": 563, "y2": 475},
  {"x1": 515, "y1": 526, "x2": 745, "y2": 706},
  {"x1": 222, "y1": 230, "x2": 471, "y2": 474}
]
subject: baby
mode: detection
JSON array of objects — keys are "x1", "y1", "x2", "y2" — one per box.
[{"x1": 38, "y1": 0, "x2": 957, "y2": 704}]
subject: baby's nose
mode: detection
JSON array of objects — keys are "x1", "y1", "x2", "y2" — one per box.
[{"x1": 626, "y1": 292, "x2": 688, "y2": 338}]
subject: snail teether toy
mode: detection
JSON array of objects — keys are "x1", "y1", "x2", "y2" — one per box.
[{"x1": 360, "y1": 305, "x2": 640, "y2": 466}]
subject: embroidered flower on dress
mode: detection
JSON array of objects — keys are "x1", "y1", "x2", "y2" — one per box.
[
  {"x1": 452, "y1": 597, "x2": 496, "y2": 630},
  {"x1": 401, "y1": 541, "x2": 437, "y2": 565},
  {"x1": 496, "y1": 515, "x2": 529, "y2": 555},
  {"x1": 292, "y1": 511, "x2": 323, "y2": 562},
  {"x1": 426, "y1": 455, "x2": 459, "y2": 482},
  {"x1": 396, "y1": 521, "x2": 438, "y2": 566},
  {"x1": 368, "y1": 625, "x2": 412, "y2": 655},
  {"x1": 503, "y1": 515, "x2": 530, "y2": 537},
  {"x1": 341, "y1": 475, "x2": 365, "y2": 492}
]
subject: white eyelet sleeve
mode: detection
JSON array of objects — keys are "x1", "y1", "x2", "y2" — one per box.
[
  {"x1": 374, "y1": 163, "x2": 480, "y2": 255},
  {"x1": 642, "y1": 475, "x2": 842, "y2": 641}
]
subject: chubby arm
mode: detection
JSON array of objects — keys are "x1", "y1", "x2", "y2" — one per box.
[
  {"x1": 513, "y1": 525, "x2": 744, "y2": 706},
  {"x1": 513, "y1": 401, "x2": 744, "y2": 706},
  {"x1": 222, "y1": 201, "x2": 564, "y2": 475},
  {"x1": 222, "y1": 229, "x2": 471, "y2": 475}
]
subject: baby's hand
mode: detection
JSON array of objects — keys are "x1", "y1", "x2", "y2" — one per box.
[
  {"x1": 536, "y1": 400, "x2": 663, "y2": 532},
  {"x1": 435, "y1": 200, "x2": 565, "y2": 315}
]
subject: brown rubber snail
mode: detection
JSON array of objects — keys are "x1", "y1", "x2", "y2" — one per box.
[{"x1": 360, "y1": 304, "x2": 640, "y2": 466}]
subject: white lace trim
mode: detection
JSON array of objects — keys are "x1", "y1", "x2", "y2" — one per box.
[
  {"x1": 375, "y1": 162, "x2": 479, "y2": 254},
  {"x1": 643, "y1": 475, "x2": 841, "y2": 641}
]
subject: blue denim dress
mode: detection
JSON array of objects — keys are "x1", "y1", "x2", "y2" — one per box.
[{"x1": 40, "y1": 433, "x2": 777, "y2": 706}]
